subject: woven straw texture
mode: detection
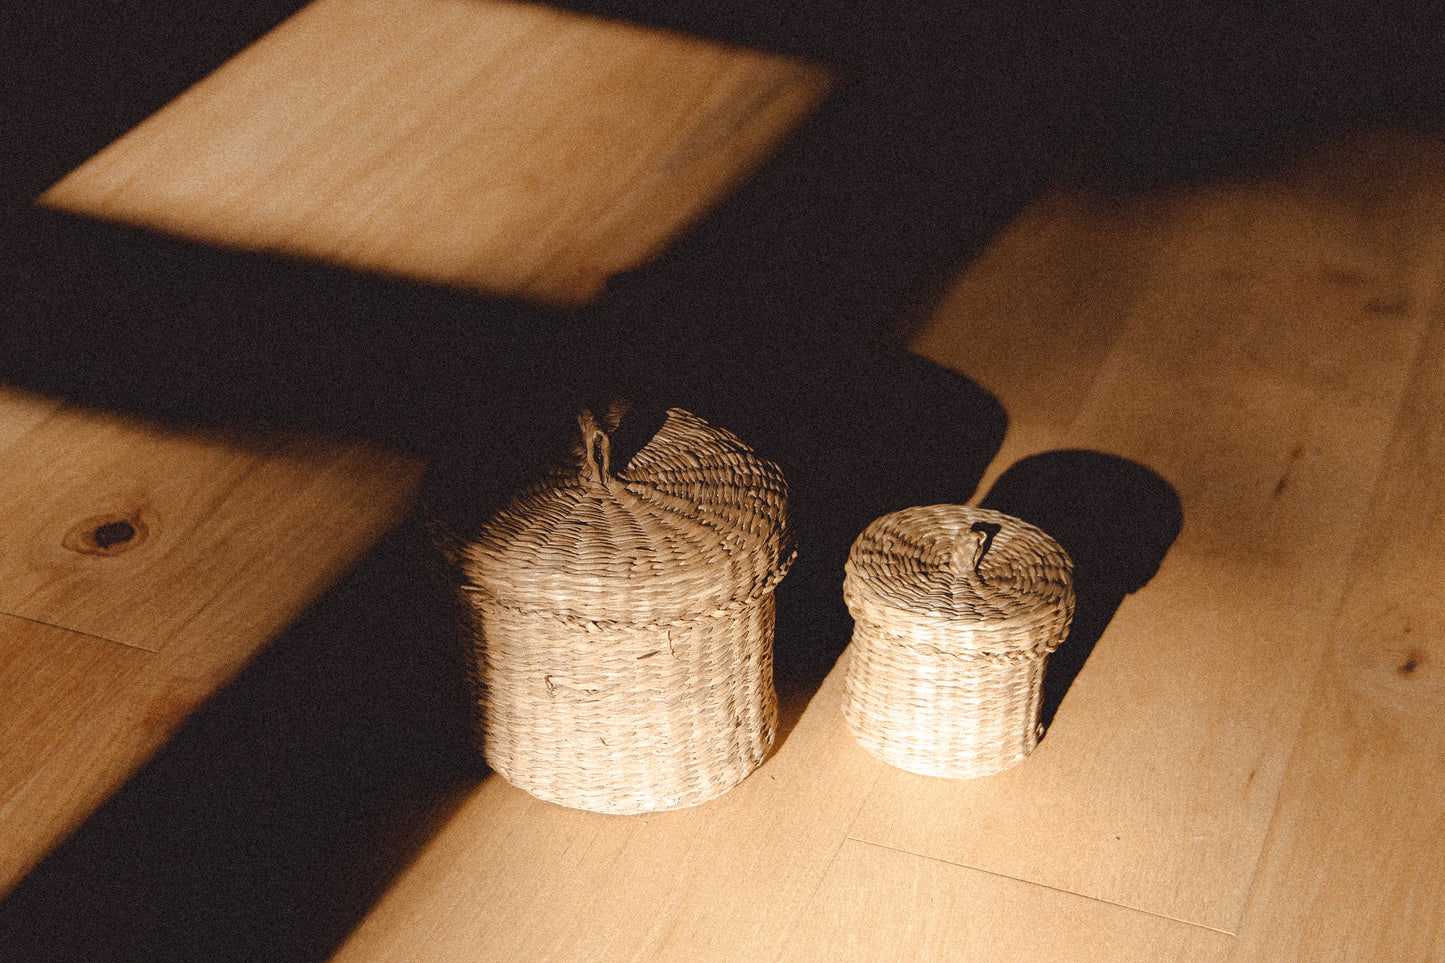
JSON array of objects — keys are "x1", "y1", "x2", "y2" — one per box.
[
  {"x1": 445, "y1": 404, "x2": 793, "y2": 814},
  {"x1": 841, "y1": 505, "x2": 1073, "y2": 778}
]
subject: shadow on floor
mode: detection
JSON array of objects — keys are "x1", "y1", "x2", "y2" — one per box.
[
  {"x1": 424, "y1": 342, "x2": 1009, "y2": 724},
  {"x1": 18, "y1": 0, "x2": 1406, "y2": 958},
  {"x1": 0, "y1": 519, "x2": 482, "y2": 963},
  {"x1": 980, "y1": 451, "x2": 1184, "y2": 734}
]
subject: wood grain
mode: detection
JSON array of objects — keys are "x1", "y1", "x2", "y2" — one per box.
[
  {"x1": 332, "y1": 667, "x2": 885, "y2": 963},
  {"x1": 0, "y1": 404, "x2": 421, "y2": 652},
  {"x1": 0, "y1": 398, "x2": 424, "y2": 895},
  {"x1": 873, "y1": 130, "x2": 1445, "y2": 932},
  {"x1": 781, "y1": 839, "x2": 1233, "y2": 963},
  {"x1": 0, "y1": 616, "x2": 150, "y2": 806},
  {"x1": 1229, "y1": 272, "x2": 1445, "y2": 961},
  {"x1": 0, "y1": 616, "x2": 156, "y2": 895},
  {"x1": 38, "y1": 0, "x2": 831, "y2": 308}
]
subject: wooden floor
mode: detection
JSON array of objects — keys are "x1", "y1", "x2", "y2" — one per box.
[
  {"x1": 38, "y1": 0, "x2": 830, "y2": 308},
  {"x1": 6, "y1": 2, "x2": 1445, "y2": 960},
  {"x1": 320, "y1": 129, "x2": 1445, "y2": 962},
  {"x1": 0, "y1": 395, "x2": 425, "y2": 897}
]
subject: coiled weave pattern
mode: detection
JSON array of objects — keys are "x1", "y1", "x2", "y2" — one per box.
[
  {"x1": 842, "y1": 505, "x2": 1073, "y2": 778},
  {"x1": 446, "y1": 404, "x2": 793, "y2": 814}
]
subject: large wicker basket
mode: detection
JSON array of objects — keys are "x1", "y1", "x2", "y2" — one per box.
[
  {"x1": 442, "y1": 404, "x2": 793, "y2": 814},
  {"x1": 841, "y1": 505, "x2": 1073, "y2": 778}
]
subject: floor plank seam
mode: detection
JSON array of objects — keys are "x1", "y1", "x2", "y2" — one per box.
[
  {"x1": 1221, "y1": 648, "x2": 1330, "y2": 941},
  {"x1": 770, "y1": 832, "x2": 859, "y2": 963},
  {"x1": 0, "y1": 611, "x2": 149, "y2": 653},
  {"x1": 770, "y1": 766, "x2": 888, "y2": 962},
  {"x1": 843, "y1": 835, "x2": 1239, "y2": 938}
]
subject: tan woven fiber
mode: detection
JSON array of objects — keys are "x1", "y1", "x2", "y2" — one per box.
[
  {"x1": 841, "y1": 505, "x2": 1073, "y2": 778},
  {"x1": 448, "y1": 404, "x2": 793, "y2": 814}
]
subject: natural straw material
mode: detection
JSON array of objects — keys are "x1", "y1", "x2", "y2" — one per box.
[
  {"x1": 841, "y1": 505, "x2": 1073, "y2": 778},
  {"x1": 444, "y1": 404, "x2": 793, "y2": 814}
]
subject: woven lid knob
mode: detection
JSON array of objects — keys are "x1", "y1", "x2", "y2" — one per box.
[
  {"x1": 577, "y1": 408, "x2": 614, "y2": 487},
  {"x1": 946, "y1": 521, "x2": 1001, "y2": 578}
]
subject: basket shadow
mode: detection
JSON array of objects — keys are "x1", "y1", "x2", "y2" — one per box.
[
  {"x1": 421, "y1": 352, "x2": 1007, "y2": 751},
  {"x1": 0, "y1": 519, "x2": 484, "y2": 963},
  {"x1": 978, "y1": 450, "x2": 1184, "y2": 734},
  {"x1": 747, "y1": 350, "x2": 1008, "y2": 728}
]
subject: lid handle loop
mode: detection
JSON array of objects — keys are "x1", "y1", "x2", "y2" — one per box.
[
  {"x1": 951, "y1": 520, "x2": 1001, "y2": 576},
  {"x1": 578, "y1": 409, "x2": 612, "y2": 485}
]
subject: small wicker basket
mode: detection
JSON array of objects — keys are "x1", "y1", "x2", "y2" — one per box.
[
  {"x1": 841, "y1": 505, "x2": 1073, "y2": 778},
  {"x1": 441, "y1": 404, "x2": 793, "y2": 814}
]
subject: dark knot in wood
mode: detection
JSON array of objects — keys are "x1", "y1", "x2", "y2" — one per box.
[
  {"x1": 64, "y1": 512, "x2": 150, "y2": 556},
  {"x1": 92, "y1": 521, "x2": 136, "y2": 548}
]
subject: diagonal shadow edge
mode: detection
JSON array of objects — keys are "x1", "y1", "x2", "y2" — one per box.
[
  {"x1": 0, "y1": 518, "x2": 484, "y2": 963},
  {"x1": 980, "y1": 450, "x2": 1184, "y2": 735}
]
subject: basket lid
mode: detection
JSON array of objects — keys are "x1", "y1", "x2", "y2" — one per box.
[
  {"x1": 460, "y1": 404, "x2": 792, "y2": 623},
  {"x1": 843, "y1": 505, "x2": 1073, "y2": 627}
]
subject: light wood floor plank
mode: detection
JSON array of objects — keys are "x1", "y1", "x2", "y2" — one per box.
[
  {"x1": 869, "y1": 130, "x2": 1445, "y2": 932},
  {"x1": 0, "y1": 404, "x2": 421, "y2": 652},
  {"x1": 0, "y1": 616, "x2": 159, "y2": 896},
  {"x1": 332, "y1": 666, "x2": 885, "y2": 963},
  {"x1": 0, "y1": 616, "x2": 150, "y2": 808},
  {"x1": 1228, "y1": 264, "x2": 1445, "y2": 961},
  {"x1": 781, "y1": 839, "x2": 1233, "y2": 963},
  {"x1": 907, "y1": 187, "x2": 1172, "y2": 493},
  {"x1": 38, "y1": 0, "x2": 830, "y2": 308}
]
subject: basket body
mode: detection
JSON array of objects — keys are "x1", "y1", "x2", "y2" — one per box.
[
  {"x1": 468, "y1": 589, "x2": 779, "y2": 813},
  {"x1": 445, "y1": 405, "x2": 792, "y2": 814},
  {"x1": 841, "y1": 505, "x2": 1073, "y2": 778}
]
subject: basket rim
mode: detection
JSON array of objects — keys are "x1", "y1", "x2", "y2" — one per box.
[
  {"x1": 842, "y1": 569, "x2": 1069, "y2": 631},
  {"x1": 464, "y1": 547, "x2": 797, "y2": 627}
]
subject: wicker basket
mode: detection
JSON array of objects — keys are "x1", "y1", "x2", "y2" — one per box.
[
  {"x1": 841, "y1": 505, "x2": 1073, "y2": 778},
  {"x1": 441, "y1": 404, "x2": 793, "y2": 814}
]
